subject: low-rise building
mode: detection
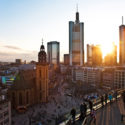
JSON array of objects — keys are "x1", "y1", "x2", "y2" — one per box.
[
  {"x1": 72, "y1": 67, "x2": 102, "y2": 86},
  {"x1": 114, "y1": 67, "x2": 125, "y2": 89},
  {"x1": 102, "y1": 68, "x2": 114, "y2": 89},
  {"x1": 0, "y1": 87, "x2": 11, "y2": 125}
]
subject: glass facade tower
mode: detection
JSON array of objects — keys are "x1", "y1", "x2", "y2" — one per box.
[
  {"x1": 119, "y1": 17, "x2": 125, "y2": 65},
  {"x1": 47, "y1": 41, "x2": 60, "y2": 66},
  {"x1": 69, "y1": 11, "x2": 84, "y2": 66}
]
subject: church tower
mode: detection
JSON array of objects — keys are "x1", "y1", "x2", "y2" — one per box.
[{"x1": 36, "y1": 41, "x2": 48, "y2": 102}]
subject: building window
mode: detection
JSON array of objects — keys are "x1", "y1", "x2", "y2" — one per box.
[
  {"x1": 19, "y1": 93, "x2": 22, "y2": 105},
  {"x1": 39, "y1": 70, "x2": 41, "y2": 78},
  {"x1": 40, "y1": 92, "x2": 42, "y2": 100},
  {"x1": 40, "y1": 81, "x2": 41, "y2": 90},
  {"x1": 26, "y1": 91, "x2": 29, "y2": 104},
  {"x1": 4, "y1": 111, "x2": 8, "y2": 117},
  {"x1": 12, "y1": 92, "x2": 15, "y2": 106}
]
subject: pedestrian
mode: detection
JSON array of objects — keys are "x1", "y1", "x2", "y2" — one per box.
[
  {"x1": 84, "y1": 102, "x2": 87, "y2": 116},
  {"x1": 89, "y1": 100, "x2": 93, "y2": 111},
  {"x1": 105, "y1": 93, "x2": 108, "y2": 105},
  {"x1": 114, "y1": 91, "x2": 118, "y2": 101},
  {"x1": 122, "y1": 91, "x2": 125, "y2": 109},
  {"x1": 90, "y1": 109, "x2": 96, "y2": 124},
  {"x1": 80, "y1": 103, "x2": 84, "y2": 120},
  {"x1": 108, "y1": 93, "x2": 113, "y2": 104},
  {"x1": 70, "y1": 108, "x2": 76, "y2": 124},
  {"x1": 101, "y1": 95, "x2": 104, "y2": 107}
]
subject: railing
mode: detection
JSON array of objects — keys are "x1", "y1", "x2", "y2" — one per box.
[{"x1": 58, "y1": 89, "x2": 124, "y2": 125}]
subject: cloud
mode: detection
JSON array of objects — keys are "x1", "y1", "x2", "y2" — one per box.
[
  {"x1": 0, "y1": 51, "x2": 38, "y2": 62},
  {"x1": 4, "y1": 45, "x2": 22, "y2": 50}
]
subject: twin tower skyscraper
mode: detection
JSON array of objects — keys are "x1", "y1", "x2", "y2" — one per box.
[{"x1": 69, "y1": 9, "x2": 84, "y2": 66}]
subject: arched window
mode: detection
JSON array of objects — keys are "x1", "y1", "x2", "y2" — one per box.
[
  {"x1": 19, "y1": 92, "x2": 22, "y2": 105},
  {"x1": 39, "y1": 70, "x2": 41, "y2": 78},
  {"x1": 26, "y1": 91, "x2": 29, "y2": 104}
]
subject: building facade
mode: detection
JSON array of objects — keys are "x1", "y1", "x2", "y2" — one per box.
[
  {"x1": 102, "y1": 68, "x2": 114, "y2": 89},
  {"x1": 9, "y1": 43, "x2": 49, "y2": 110},
  {"x1": 114, "y1": 67, "x2": 125, "y2": 89},
  {"x1": 36, "y1": 43, "x2": 48, "y2": 102},
  {"x1": 119, "y1": 17, "x2": 125, "y2": 65},
  {"x1": 92, "y1": 45, "x2": 102, "y2": 66},
  {"x1": 0, "y1": 88, "x2": 11, "y2": 125},
  {"x1": 72, "y1": 67, "x2": 102, "y2": 86},
  {"x1": 69, "y1": 10, "x2": 84, "y2": 66},
  {"x1": 87, "y1": 44, "x2": 93, "y2": 66},
  {"x1": 47, "y1": 41, "x2": 60, "y2": 67},
  {"x1": 104, "y1": 43, "x2": 117, "y2": 66},
  {"x1": 64, "y1": 54, "x2": 69, "y2": 65}
]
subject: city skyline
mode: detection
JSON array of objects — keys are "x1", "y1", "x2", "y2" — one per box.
[{"x1": 0, "y1": 0, "x2": 125, "y2": 62}]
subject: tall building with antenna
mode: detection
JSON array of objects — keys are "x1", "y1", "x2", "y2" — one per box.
[
  {"x1": 119, "y1": 16, "x2": 125, "y2": 65},
  {"x1": 69, "y1": 6, "x2": 84, "y2": 66}
]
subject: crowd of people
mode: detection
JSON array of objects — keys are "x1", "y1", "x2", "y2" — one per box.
[{"x1": 69, "y1": 90, "x2": 121, "y2": 125}]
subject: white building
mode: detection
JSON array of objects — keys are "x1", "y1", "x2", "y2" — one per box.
[
  {"x1": 72, "y1": 67, "x2": 102, "y2": 86},
  {"x1": 114, "y1": 67, "x2": 125, "y2": 88}
]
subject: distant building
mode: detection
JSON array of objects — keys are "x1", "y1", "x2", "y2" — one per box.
[
  {"x1": 0, "y1": 88, "x2": 11, "y2": 125},
  {"x1": 92, "y1": 45, "x2": 102, "y2": 66},
  {"x1": 69, "y1": 9, "x2": 84, "y2": 66},
  {"x1": 72, "y1": 67, "x2": 102, "y2": 87},
  {"x1": 47, "y1": 41, "x2": 60, "y2": 68},
  {"x1": 87, "y1": 44, "x2": 102, "y2": 66},
  {"x1": 119, "y1": 17, "x2": 125, "y2": 65},
  {"x1": 104, "y1": 43, "x2": 117, "y2": 66},
  {"x1": 64, "y1": 54, "x2": 69, "y2": 65},
  {"x1": 87, "y1": 44, "x2": 93, "y2": 65},
  {"x1": 102, "y1": 68, "x2": 114, "y2": 89},
  {"x1": 114, "y1": 67, "x2": 125, "y2": 89},
  {"x1": 15, "y1": 59, "x2": 22, "y2": 64}
]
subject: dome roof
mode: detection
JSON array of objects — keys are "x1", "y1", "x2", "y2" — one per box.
[{"x1": 40, "y1": 44, "x2": 45, "y2": 50}]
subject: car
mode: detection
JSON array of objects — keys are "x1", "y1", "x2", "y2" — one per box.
[{"x1": 16, "y1": 106, "x2": 27, "y2": 113}]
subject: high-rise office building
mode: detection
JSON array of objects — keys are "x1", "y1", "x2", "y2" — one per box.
[
  {"x1": 92, "y1": 45, "x2": 102, "y2": 66},
  {"x1": 64, "y1": 54, "x2": 69, "y2": 65},
  {"x1": 69, "y1": 9, "x2": 84, "y2": 66},
  {"x1": 87, "y1": 44, "x2": 102, "y2": 66},
  {"x1": 104, "y1": 43, "x2": 117, "y2": 66},
  {"x1": 87, "y1": 44, "x2": 93, "y2": 65},
  {"x1": 47, "y1": 41, "x2": 60, "y2": 67},
  {"x1": 119, "y1": 17, "x2": 125, "y2": 65}
]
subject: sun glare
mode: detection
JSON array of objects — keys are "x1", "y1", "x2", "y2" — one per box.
[{"x1": 101, "y1": 43, "x2": 114, "y2": 58}]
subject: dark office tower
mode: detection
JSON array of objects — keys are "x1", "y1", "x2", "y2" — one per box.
[
  {"x1": 119, "y1": 16, "x2": 125, "y2": 65},
  {"x1": 47, "y1": 41, "x2": 60, "y2": 67},
  {"x1": 87, "y1": 44, "x2": 93, "y2": 65},
  {"x1": 69, "y1": 9, "x2": 84, "y2": 66}
]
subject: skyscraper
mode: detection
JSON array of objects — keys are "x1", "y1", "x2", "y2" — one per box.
[
  {"x1": 92, "y1": 45, "x2": 102, "y2": 66},
  {"x1": 64, "y1": 54, "x2": 69, "y2": 65},
  {"x1": 104, "y1": 43, "x2": 117, "y2": 66},
  {"x1": 69, "y1": 9, "x2": 84, "y2": 66},
  {"x1": 36, "y1": 42, "x2": 48, "y2": 102},
  {"x1": 47, "y1": 41, "x2": 60, "y2": 67},
  {"x1": 119, "y1": 16, "x2": 125, "y2": 65},
  {"x1": 87, "y1": 44, "x2": 93, "y2": 65}
]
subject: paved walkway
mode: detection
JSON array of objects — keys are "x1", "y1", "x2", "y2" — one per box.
[{"x1": 86, "y1": 99, "x2": 125, "y2": 125}]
